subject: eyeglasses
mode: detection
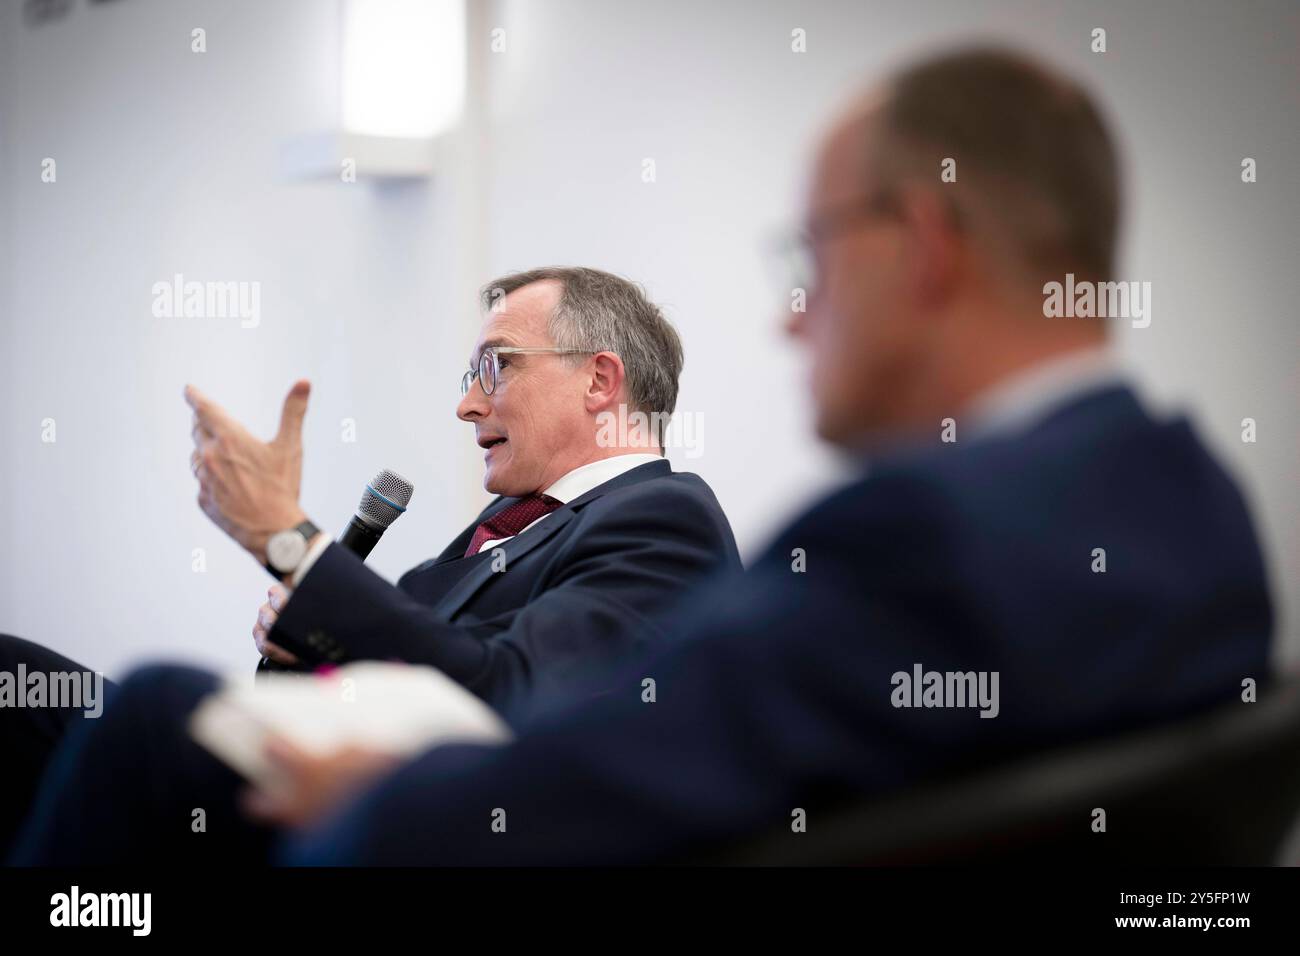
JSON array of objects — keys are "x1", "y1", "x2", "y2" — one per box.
[
  {"x1": 460, "y1": 346, "x2": 596, "y2": 397},
  {"x1": 765, "y1": 192, "x2": 903, "y2": 296}
]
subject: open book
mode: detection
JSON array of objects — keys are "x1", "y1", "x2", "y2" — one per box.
[{"x1": 189, "y1": 662, "x2": 512, "y2": 793}]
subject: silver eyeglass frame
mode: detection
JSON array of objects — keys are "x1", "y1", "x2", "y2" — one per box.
[{"x1": 460, "y1": 346, "x2": 597, "y2": 397}]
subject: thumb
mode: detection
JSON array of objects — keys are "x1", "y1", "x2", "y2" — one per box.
[{"x1": 275, "y1": 379, "x2": 311, "y2": 445}]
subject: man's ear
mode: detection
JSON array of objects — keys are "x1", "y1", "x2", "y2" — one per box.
[
  {"x1": 898, "y1": 184, "x2": 963, "y2": 307},
  {"x1": 585, "y1": 351, "x2": 626, "y2": 414}
]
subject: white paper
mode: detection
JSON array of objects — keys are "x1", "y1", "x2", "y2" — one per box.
[{"x1": 188, "y1": 662, "x2": 512, "y2": 791}]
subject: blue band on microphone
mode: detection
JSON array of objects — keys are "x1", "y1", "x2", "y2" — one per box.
[{"x1": 365, "y1": 484, "x2": 407, "y2": 512}]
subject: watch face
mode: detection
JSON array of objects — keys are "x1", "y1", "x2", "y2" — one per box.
[{"x1": 267, "y1": 529, "x2": 307, "y2": 573}]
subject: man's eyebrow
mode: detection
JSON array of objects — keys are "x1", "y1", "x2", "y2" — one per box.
[{"x1": 470, "y1": 336, "x2": 515, "y2": 366}]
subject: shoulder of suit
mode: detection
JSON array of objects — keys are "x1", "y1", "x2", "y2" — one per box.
[
  {"x1": 788, "y1": 388, "x2": 1172, "y2": 542},
  {"x1": 579, "y1": 467, "x2": 725, "y2": 517}
]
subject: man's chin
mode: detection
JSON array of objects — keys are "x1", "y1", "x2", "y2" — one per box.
[
  {"x1": 814, "y1": 409, "x2": 856, "y2": 448},
  {"x1": 482, "y1": 466, "x2": 524, "y2": 497},
  {"x1": 815, "y1": 407, "x2": 889, "y2": 455}
]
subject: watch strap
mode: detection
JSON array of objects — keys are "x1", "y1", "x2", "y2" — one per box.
[{"x1": 265, "y1": 519, "x2": 323, "y2": 579}]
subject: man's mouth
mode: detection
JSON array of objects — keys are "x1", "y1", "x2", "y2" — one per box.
[{"x1": 478, "y1": 436, "x2": 508, "y2": 450}]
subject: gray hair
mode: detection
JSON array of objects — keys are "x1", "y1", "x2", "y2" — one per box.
[{"x1": 479, "y1": 267, "x2": 684, "y2": 442}]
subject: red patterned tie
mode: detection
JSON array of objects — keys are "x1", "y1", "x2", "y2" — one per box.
[{"x1": 464, "y1": 494, "x2": 563, "y2": 557}]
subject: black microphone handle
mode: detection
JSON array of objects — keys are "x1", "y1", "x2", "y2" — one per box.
[
  {"x1": 256, "y1": 515, "x2": 386, "y2": 676},
  {"x1": 338, "y1": 515, "x2": 384, "y2": 560}
]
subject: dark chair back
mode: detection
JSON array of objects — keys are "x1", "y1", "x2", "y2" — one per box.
[{"x1": 713, "y1": 677, "x2": 1300, "y2": 865}]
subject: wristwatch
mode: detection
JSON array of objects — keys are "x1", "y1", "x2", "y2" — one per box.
[{"x1": 264, "y1": 519, "x2": 322, "y2": 580}]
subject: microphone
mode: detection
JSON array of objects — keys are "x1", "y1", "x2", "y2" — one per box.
[
  {"x1": 256, "y1": 468, "x2": 415, "y2": 675},
  {"x1": 339, "y1": 468, "x2": 416, "y2": 559}
]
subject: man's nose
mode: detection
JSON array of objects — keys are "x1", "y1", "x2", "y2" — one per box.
[{"x1": 457, "y1": 387, "x2": 488, "y2": 422}]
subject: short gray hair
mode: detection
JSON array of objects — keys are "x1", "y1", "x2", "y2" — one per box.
[{"x1": 480, "y1": 267, "x2": 684, "y2": 440}]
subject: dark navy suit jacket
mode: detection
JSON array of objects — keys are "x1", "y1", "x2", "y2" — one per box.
[
  {"x1": 269, "y1": 459, "x2": 741, "y2": 716},
  {"x1": 287, "y1": 386, "x2": 1273, "y2": 864}
]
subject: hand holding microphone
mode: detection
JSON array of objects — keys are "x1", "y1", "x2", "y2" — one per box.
[
  {"x1": 254, "y1": 468, "x2": 414, "y2": 672},
  {"x1": 181, "y1": 382, "x2": 414, "y2": 667},
  {"x1": 253, "y1": 584, "x2": 296, "y2": 665}
]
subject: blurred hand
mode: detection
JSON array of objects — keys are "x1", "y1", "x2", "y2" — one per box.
[
  {"x1": 186, "y1": 380, "x2": 311, "y2": 564},
  {"x1": 240, "y1": 736, "x2": 403, "y2": 829},
  {"x1": 253, "y1": 583, "x2": 299, "y2": 665}
]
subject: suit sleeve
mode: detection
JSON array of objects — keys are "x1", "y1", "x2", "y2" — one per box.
[{"x1": 268, "y1": 485, "x2": 738, "y2": 709}]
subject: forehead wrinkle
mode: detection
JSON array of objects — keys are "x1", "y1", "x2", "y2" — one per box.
[{"x1": 470, "y1": 333, "x2": 519, "y2": 368}]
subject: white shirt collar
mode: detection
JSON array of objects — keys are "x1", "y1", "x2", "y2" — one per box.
[
  {"x1": 472, "y1": 452, "x2": 664, "y2": 554},
  {"x1": 961, "y1": 347, "x2": 1127, "y2": 442},
  {"x1": 540, "y1": 452, "x2": 665, "y2": 505}
]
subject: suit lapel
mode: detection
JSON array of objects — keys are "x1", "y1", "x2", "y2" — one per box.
[
  {"x1": 420, "y1": 459, "x2": 673, "y2": 618},
  {"x1": 421, "y1": 496, "x2": 509, "y2": 570},
  {"x1": 436, "y1": 508, "x2": 577, "y2": 619}
]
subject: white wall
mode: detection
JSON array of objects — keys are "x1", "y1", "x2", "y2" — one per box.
[
  {"x1": 1, "y1": 0, "x2": 1295, "y2": 677},
  {"x1": 0, "y1": 0, "x2": 485, "y2": 676}
]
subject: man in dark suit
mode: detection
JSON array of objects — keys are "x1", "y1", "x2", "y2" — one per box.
[
  {"x1": 255, "y1": 449, "x2": 736, "y2": 718},
  {"x1": 11, "y1": 48, "x2": 1273, "y2": 866},
  {"x1": 213, "y1": 266, "x2": 738, "y2": 716},
  {"x1": 1, "y1": 266, "x2": 738, "y2": 857}
]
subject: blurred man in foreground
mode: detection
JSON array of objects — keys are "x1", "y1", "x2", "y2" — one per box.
[{"x1": 13, "y1": 47, "x2": 1271, "y2": 865}]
